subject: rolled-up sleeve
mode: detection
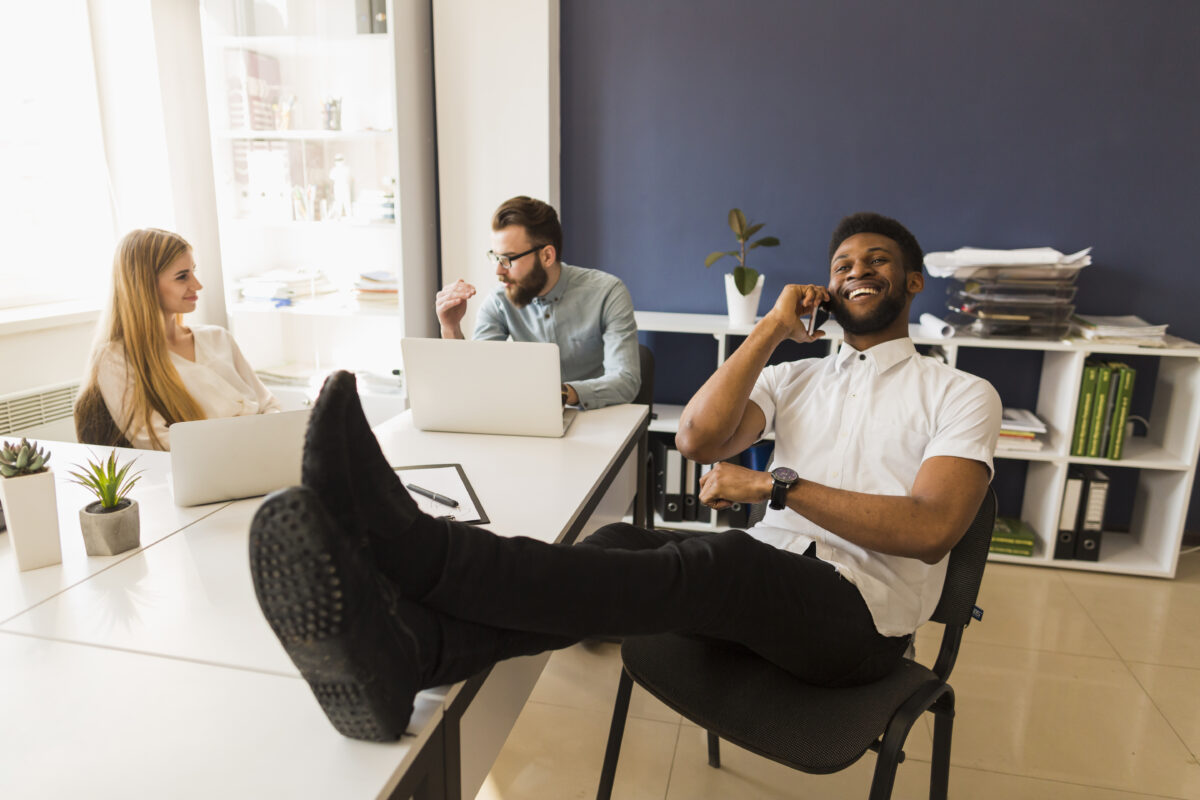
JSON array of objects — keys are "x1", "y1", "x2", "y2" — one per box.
[{"x1": 568, "y1": 282, "x2": 640, "y2": 409}]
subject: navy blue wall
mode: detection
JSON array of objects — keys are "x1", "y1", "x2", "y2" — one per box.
[{"x1": 561, "y1": 0, "x2": 1200, "y2": 529}]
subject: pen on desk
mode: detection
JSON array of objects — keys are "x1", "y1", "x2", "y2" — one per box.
[{"x1": 406, "y1": 483, "x2": 460, "y2": 508}]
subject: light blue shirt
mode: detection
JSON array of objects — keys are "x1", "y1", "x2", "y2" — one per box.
[{"x1": 472, "y1": 263, "x2": 640, "y2": 409}]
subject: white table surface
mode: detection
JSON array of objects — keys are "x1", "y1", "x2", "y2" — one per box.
[{"x1": 0, "y1": 404, "x2": 647, "y2": 798}]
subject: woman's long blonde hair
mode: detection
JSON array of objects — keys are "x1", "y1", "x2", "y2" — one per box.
[{"x1": 75, "y1": 228, "x2": 207, "y2": 449}]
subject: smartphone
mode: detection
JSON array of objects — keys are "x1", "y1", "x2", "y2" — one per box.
[{"x1": 807, "y1": 301, "x2": 830, "y2": 337}]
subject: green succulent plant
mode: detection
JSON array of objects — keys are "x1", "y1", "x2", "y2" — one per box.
[
  {"x1": 68, "y1": 450, "x2": 143, "y2": 511},
  {"x1": 0, "y1": 438, "x2": 52, "y2": 478},
  {"x1": 704, "y1": 208, "x2": 781, "y2": 296}
]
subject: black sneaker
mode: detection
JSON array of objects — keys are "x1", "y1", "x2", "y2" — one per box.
[{"x1": 249, "y1": 486, "x2": 422, "y2": 741}]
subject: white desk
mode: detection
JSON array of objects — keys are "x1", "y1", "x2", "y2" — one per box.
[{"x1": 0, "y1": 405, "x2": 648, "y2": 799}]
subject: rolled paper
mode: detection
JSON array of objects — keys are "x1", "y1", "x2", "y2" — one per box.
[{"x1": 920, "y1": 313, "x2": 954, "y2": 338}]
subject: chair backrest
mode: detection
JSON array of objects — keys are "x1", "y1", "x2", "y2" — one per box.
[
  {"x1": 634, "y1": 344, "x2": 655, "y2": 411},
  {"x1": 74, "y1": 384, "x2": 133, "y2": 449},
  {"x1": 930, "y1": 488, "x2": 997, "y2": 627},
  {"x1": 926, "y1": 487, "x2": 996, "y2": 680}
]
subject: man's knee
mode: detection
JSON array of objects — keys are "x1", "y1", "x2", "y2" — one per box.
[{"x1": 579, "y1": 521, "x2": 656, "y2": 550}]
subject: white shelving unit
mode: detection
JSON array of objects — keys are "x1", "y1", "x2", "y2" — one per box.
[
  {"x1": 197, "y1": 0, "x2": 438, "y2": 383},
  {"x1": 636, "y1": 310, "x2": 1200, "y2": 578}
]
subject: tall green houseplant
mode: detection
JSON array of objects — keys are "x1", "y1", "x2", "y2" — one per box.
[{"x1": 704, "y1": 208, "x2": 780, "y2": 295}]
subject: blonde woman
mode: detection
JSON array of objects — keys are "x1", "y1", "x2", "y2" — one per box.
[{"x1": 74, "y1": 228, "x2": 280, "y2": 450}]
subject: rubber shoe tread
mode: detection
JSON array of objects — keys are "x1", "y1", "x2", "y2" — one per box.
[{"x1": 249, "y1": 486, "x2": 420, "y2": 741}]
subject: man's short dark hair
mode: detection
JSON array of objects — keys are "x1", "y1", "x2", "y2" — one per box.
[
  {"x1": 828, "y1": 212, "x2": 923, "y2": 274},
  {"x1": 492, "y1": 196, "x2": 563, "y2": 260}
]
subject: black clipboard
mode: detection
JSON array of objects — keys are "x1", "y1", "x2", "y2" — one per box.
[{"x1": 392, "y1": 463, "x2": 489, "y2": 525}]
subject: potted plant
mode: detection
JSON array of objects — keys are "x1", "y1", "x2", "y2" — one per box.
[
  {"x1": 68, "y1": 450, "x2": 143, "y2": 557},
  {"x1": 704, "y1": 208, "x2": 780, "y2": 327},
  {"x1": 0, "y1": 438, "x2": 62, "y2": 571}
]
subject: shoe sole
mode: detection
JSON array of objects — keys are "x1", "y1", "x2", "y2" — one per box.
[{"x1": 249, "y1": 486, "x2": 419, "y2": 741}]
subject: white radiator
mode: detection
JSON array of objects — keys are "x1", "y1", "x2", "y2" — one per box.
[{"x1": 0, "y1": 382, "x2": 80, "y2": 438}]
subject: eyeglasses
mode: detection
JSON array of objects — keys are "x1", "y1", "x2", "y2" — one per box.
[{"x1": 486, "y1": 245, "x2": 542, "y2": 270}]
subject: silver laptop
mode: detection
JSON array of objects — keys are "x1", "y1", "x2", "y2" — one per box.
[
  {"x1": 169, "y1": 409, "x2": 310, "y2": 506},
  {"x1": 401, "y1": 338, "x2": 578, "y2": 437}
]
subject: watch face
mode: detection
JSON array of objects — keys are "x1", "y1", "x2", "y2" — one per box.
[{"x1": 772, "y1": 467, "x2": 798, "y2": 483}]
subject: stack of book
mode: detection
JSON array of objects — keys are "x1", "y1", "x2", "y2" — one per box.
[
  {"x1": 238, "y1": 269, "x2": 336, "y2": 305},
  {"x1": 1070, "y1": 360, "x2": 1137, "y2": 459},
  {"x1": 990, "y1": 517, "x2": 1036, "y2": 557},
  {"x1": 1073, "y1": 314, "x2": 1169, "y2": 347},
  {"x1": 1054, "y1": 467, "x2": 1109, "y2": 561},
  {"x1": 999, "y1": 407, "x2": 1047, "y2": 452},
  {"x1": 354, "y1": 270, "x2": 399, "y2": 303}
]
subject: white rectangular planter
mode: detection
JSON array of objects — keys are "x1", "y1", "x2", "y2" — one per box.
[{"x1": 0, "y1": 470, "x2": 63, "y2": 571}]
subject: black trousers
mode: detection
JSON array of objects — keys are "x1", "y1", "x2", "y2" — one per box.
[{"x1": 386, "y1": 519, "x2": 911, "y2": 691}]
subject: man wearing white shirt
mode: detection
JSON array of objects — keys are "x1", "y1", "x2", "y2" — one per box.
[{"x1": 249, "y1": 212, "x2": 1001, "y2": 740}]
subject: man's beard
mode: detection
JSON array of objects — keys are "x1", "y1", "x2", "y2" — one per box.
[
  {"x1": 504, "y1": 257, "x2": 549, "y2": 307},
  {"x1": 829, "y1": 284, "x2": 907, "y2": 335}
]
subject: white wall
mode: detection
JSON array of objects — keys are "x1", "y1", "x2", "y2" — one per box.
[{"x1": 432, "y1": 0, "x2": 560, "y2": 336}]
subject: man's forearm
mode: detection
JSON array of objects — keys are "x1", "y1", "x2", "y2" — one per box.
[{"x1": 676, "y1": 318, "x2": 789, "y2": 462}]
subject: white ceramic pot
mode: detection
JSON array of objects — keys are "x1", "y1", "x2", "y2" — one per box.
[
  {"x1": 725, "y1": 273, "x2": 765, "y2": 329},
  {"x1": 79, "y1": 498, "x2": 141, "y2": 557},
  {"x1": 0, "y1": 470, "x2": 62, "y2": 571}
]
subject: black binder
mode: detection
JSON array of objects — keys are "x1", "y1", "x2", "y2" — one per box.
[
  {"x1": 683, "y1": 458, "x2": 698, "y2": 521},
  {"x1": 652, "y1": 436, "x2": 683, "y2": 523},
  {"x1": 1055, "y1": 468, "x2": 1085, "y2": 559},
  {"x1": 1074, "y1": 467, "x2": 1109, "y2": 561}
]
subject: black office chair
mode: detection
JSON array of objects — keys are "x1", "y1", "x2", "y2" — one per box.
[{"x1": 597, "y1": 489, "x2": 997, "y2": 800}]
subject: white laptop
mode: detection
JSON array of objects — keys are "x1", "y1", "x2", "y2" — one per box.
[
  {"x1": 401, "y1": 338, "x2": 579, "y2": 437},
  {"x1": 169, "y1": 409, "x2": 310, "y2": 506}
]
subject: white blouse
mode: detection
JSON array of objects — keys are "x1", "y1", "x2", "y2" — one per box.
[{"x1": 96, "y1": 324, "x2": 281, "y2": 450}]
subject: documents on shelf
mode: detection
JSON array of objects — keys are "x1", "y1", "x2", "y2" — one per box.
[
  {"x1": 998, "y1": 407, "x2": 1047, "y2": 452},
  {"x1": 924, "y1": 246, "x2": 1092, "y2": 279},
  {"x1": 1073, "y1": 314, "x2": 1168, "y2": 346}
]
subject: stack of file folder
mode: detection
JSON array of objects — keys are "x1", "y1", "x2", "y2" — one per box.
[
  {"x1": 926, "y1": 247, "x2": 1091, "y2": 339},
  {"x1": 1073, "y1": 314, "x2": 1169, "y2": 347}
]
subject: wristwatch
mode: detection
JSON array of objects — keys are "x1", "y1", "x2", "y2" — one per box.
[{"x1": 769, "y1": 467, "x2": 799, "y2": 510}]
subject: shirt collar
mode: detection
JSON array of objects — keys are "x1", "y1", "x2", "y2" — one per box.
[
  {"x1": 834, "y1": 336, "x2": 918, "y2": 374},
  {"x1": 533, "y1": 263, "x2": 571, "y2": 305}
]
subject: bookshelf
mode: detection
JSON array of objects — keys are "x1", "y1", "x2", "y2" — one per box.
[
  {"x1": 635, "y1": 311, "x2": 1200, "y2": 578},
  {"x1": 197, "y1": 0, "x2": 436, "y2": 380}
]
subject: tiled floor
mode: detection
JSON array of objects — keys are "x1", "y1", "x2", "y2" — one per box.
[{"x1": 476, "y1": 550, "x2": 1200, "y2": 799}]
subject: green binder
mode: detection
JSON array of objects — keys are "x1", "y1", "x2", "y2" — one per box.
[
  {"x1": 1086, "y1": 364, "x2": 1114, "y2": 458},
  {"x1": 1072, "y1": 361, "x2": 1100, "y2": 456},
  {"x1": 1106, "y1": 364, "x2": 1137, "y2": 460}
]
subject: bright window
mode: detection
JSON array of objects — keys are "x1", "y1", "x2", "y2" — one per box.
[{"x1": 0, "y1": 1, "x2": 114, "y2": 310}]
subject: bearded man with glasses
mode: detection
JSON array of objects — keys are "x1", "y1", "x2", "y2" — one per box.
[{"x1": 434, "y1": 196, "x2": 640, "y2": 409}]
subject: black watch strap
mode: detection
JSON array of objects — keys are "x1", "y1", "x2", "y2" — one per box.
[{"x1": 769, "y1": 467, "x2": 798, "y2": 510}]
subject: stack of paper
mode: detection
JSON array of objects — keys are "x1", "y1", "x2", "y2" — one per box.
[
  {"x1": 925, "y1": 247, "x2": 1092, "y2": 280},
  {"x1": 239, "y1": 269, "x2": 336, "y2": 302},
  {"x1": 355, "y1": 270, "x2": 399, "y2": 303},
  {"x1": 999, "y1": 407, "x2": 1047, "y2": 452},
  {"x1": 1073, "y1": 314, "x2": 1168, "y2": 347}
]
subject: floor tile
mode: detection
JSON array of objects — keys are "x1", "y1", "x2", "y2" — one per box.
[
  {"x1": 1128, "y1": 661, "x2": 1200, "y2": 758},
  {"x1": 949, "y1": 562, "x2": 1117, "y2": 657},
  {"x1": 1062, "y1": 566, "x2": 1200, "y2": 668},
  {"x1": 668, "y1": 728, "x2": 1175, "y2": 799},
  {"x1": 475, "y1": 700, "x2": 676, "y2": 800},
  {"x1": 529, "y1": 641, "x2": 681, "y2": 723},
  {"x1": 935, "y1": 641, "x2": 1200, "y2": 797}
]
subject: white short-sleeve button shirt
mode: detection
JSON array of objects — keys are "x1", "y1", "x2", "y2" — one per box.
[{"x1": 747, "y1": 337, "x2": 1001, "y2": 636}]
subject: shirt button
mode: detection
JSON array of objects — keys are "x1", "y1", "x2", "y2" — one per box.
[
  {"x1": 859, "y1": 354, "x2": 866, "y2": 361},
  {"x1": 544, "y1": 312, "x2": 550, "y2": 319}
]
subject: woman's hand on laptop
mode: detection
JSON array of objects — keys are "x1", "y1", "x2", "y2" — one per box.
[{"x1": 436, "y1": 279, "x2": 477, "y2": 338}]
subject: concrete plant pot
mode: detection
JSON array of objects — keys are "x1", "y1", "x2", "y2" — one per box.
[
  {"x1": 79, "y1": 498, "x2": 141, "y2": 557},
  {"x1": 0, "y1": 470, "x2": 63, "y2": 571},
  {"x1": 725, "y1": 272, "x2": 765, "y2": 329}
]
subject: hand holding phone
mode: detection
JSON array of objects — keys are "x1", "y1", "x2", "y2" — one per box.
[{"x1": 807, "y1": 301, "x2": 830, "y2": 338}]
